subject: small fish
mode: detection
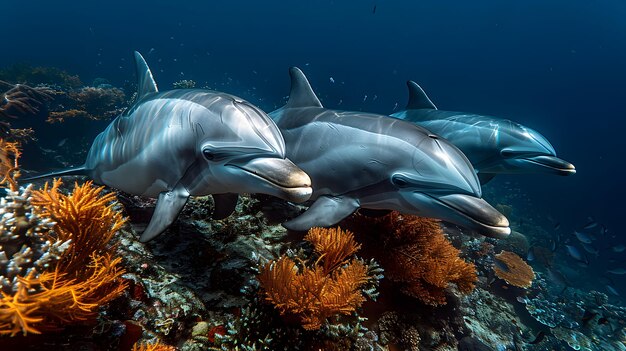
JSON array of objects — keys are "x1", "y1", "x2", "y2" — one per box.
[
  {"x1": 363, "y1": 94, "x2": 368, "y2": 102},
  {"x1": 494, "y1": 258, "x2": 510, "y2": 272},
  {"x1": 550, "y1": 239, "x2": 557, "y2": 252},
  {"x1": 329, "y1": 77, "x2": 335, "y2": 84},
  {"x1": 372, "y1": 4, "x2": 377, "y2": 14},
  {"x1": 606, "y1": 284, "x2": 620, "y2": 296},
  {"x1": 583, "y1": 220, "x2": 598, "y2": 230},
  {"x1": 392, "y1": 102, "x2": 398, "y2": 111},
  {"x1": 612, "y1": 245, "x2": 626, "y2": 253},
  {"x1": 574, "y1": 231, "x2": 593, "y2": 244},
  {"x1": 582, "y1": 309, "x2": 598, "y2": 326},
  {"x1": 526, "y1": 248, "x2": 535, "y2": 261},
  {"x1": 581, "y1": 243, "x2": 599, "y2": 255},
  {"x1": 598, "y1": 317, "x2": 609, "y2": 325},
  {"x1": 528, "y1": 330, "x2": 546, "y2": 344},
  {"x1": 57, "y1": 138, "x2": 68, "y2": 147},
  {"x1": 554, "y1": 222, "x2": 561, "y2": 230},
  {"x1": 516, "y1": 296, "x2": 528, "y2": 304},
  {"x1": 607, "y1": 268, "x2": 626, "y2": 275},
  {"x1": 565, "y1": 245, "x2": 586, "y2": 263}
]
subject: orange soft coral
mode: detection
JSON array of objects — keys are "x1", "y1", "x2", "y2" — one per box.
[
  {"x1": 344, "y1": 212, "x2": 477, "y2": 306},
  {"x1": 0, "y1": 179, "x2": 128, "y2": 336},
  {"x1": 0, "y1": 139, "x2": 21, "y2": 191},
  {"x1": 493, "y1": 251, "x2": 535, "y2": 288},
  {"x1": 132, "y1": 340, "x2": 177, "y2": 351},
  {"x1": 258, "y1": 227, "x2": 370, "y2": 330},
  {"x1": 31, "y1": 179, "x2": 127, "y2": 276}
]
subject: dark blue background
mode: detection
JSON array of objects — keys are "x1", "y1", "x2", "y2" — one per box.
[{"x1": 2, "y1": 0, "x2": 625, "y2": 251}]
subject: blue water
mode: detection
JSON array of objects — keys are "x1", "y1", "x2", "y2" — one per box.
[{"x1": 3, "y1": 0, "x2": 626, "y2": 288}]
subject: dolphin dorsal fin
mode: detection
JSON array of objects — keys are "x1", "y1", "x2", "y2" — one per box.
[
  {"x1": 406, "y1": 81, "x2": 437, "y2": 110},
  {"x1": 134, "y1": 51, "x2": 158, "y2": 98},
  {"x1": 285, "y1": 67, "x2": 323, "y2": 109}
]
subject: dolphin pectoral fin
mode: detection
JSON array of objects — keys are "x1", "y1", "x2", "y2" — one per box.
[
  {"x1": 282, "y1": 196, "x2": 359, "y2": 231},
  {"x1": 478, "y1": 173, "x2": 496, "y2": 185},
  {"x1": 212, "y1": 193, "x2": 239, "y2": 220},
  {"x1": 139, "y1": 184, "x2": 190, "y2": 242},
  {"x1": 406, "y1": 80, "x2": 437, "y2": 111}
]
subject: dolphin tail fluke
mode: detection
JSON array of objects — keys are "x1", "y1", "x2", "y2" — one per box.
[
  {"x1": 22, "y1": 166, "x2": 87, "y2": 182},
  {"x1": 285, "y1": 67, "x2": 323, "y2": 109},
  {"x1": 134, "y1": 51, "x2": 158, "y2": 99},
  {"x1": 406, "y1": 80, "x2": 437, "y2": 110},
  {"x1": 282, "y1": 195, "x2": 359, "y2": 231},
  {"x1": 139, "y1": 183, "x2": 190, "y2": 242}
]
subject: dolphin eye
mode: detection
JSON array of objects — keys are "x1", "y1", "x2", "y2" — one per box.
[
  {"x1": 500, "y1": 150, "x2": 516, "y2": 158},
  {"x1": 203, "y1": 149, "x2": 216, "y2": 161},
  {"x1": 392, "y1": 175, "x2": 410, "y2": 188}
]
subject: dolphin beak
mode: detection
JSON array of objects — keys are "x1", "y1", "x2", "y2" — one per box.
[
  {"x1": 522, "y1": 155, "x2": 576, "y2": 176},
  {"x1": 232, "y1": 157, "x2": 312, "y2": 203},
  {"x1": 435, "y1": 194, "x2": 511, "y2": 238}
]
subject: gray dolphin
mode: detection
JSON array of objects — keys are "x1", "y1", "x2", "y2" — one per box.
[
  {"x1": 391, "y1": 81, "x2": 576, "y2": 184},
  {"x1": 27, "y1": 52, "x2": 312, "y2": 242},
  {"x1": 269, "y1": 67, "x2": 510, "y2": 238}
]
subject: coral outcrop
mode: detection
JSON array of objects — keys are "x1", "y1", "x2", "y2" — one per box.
[
  {"x1": 0, "y1": 81, "x2": 53, "y2": 141},
  {"x1": 493, "y1": 251, "x2": 534, "y2": 288},
  {"x1": 0, "y1": 142, "x2": 127, "y2": 336},
  {"x1": 344, "y1": 212, "x2": 477, "y2": 306},
  {"x1": 258, "y1": 227, "x2": 375, "y2": 330}
]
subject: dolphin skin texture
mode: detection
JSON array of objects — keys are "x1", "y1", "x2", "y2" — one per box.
[
  {"x1": 391, "y1": 81, "x2": 576, "y2": 184},
  {"x1": 27, "y1": 52, "x2": 312, "y2": 242},
  {"x1": 269, "y1": 67, "x2": 510, "y2": 239}
]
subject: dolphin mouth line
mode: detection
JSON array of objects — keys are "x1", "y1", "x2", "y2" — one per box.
[
  {"x1": 226, "y1": 164, "x2": 311, "y2": 190},
  {"x1": 423, "y1": 193, "x2": 510, "y2": 232},
  {"x1": 521, "y1": 157, "x2": 576, "y2": 173}
]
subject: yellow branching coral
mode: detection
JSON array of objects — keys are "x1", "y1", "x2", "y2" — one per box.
[
  {"x1": 493, "y1": 251, "x2": 535, "y2": 288},
  {"x1": 258, "y1": 227, "x2": 370, "y2": 330},
  {"x1": 0, "y1": 176, "x2": 128, "y2": 336}
]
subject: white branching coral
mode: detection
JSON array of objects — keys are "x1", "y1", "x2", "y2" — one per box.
[{"x1": 0, "y1": 184, "x2": 70, "y2": 294}]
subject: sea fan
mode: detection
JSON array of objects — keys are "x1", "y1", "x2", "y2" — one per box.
[{"x1": 493, "y1": 250, "x2": 535, "y2": 288}]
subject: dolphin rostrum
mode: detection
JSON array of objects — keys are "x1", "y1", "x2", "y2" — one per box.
[
  {"x1": 27, "y1": 52, "x2": 312, "y2": 242},
  {"x1": 391, "y1": 81, "x2": 576, "y2": 184},
  {"x1": 269, "y1": 67, "x2": 510, "y2": 238}
]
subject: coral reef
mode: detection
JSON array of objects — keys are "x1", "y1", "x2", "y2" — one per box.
[
  {"x1": 0, "y1": 179, "x2": 128, "y2": 336},
  {"x1": 0, "y1": 64, "x2": 82, "y2": 89},
  {"x1": 47, "y1": 86, "x2": 126, "y2": 122},
  {"x1": 0, "y1": 81, "x2": 53, "y2": 141},
  {"x1": 258, "y1": 227, "x2": 373, "y2": 330},
  {"x1": 0, "y1": 144, "x2": 127, "y2": 336},
  {"x1": 343, "y1": 212, "x2": 477, "y2": 306},
  {"x1": 493, "y1": 251, "x2": 535, "y2": 288}
]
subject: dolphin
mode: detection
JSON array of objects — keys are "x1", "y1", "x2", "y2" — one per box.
[
  {"x1": 26, "y1": 52, "x2": 312, "y2": 242},
  {"x1": 391, "y1": 81, "x2": 576, "y2": 184},
  {"x1": 269, "y1": 67, "x2": 510, "y2": 238}
]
